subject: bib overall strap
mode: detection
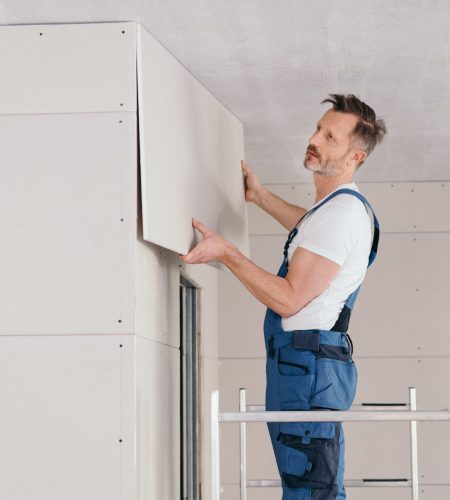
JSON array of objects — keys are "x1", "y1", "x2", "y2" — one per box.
[
  {"x1": 327, "y1": 189, "x2": 380, "y2": 337},
  {"x1": 288, "y1": 188, "x2": 380, "y2": 266}
]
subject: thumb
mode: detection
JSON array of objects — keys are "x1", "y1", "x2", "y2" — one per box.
[{"x1": 192, "y1": 218, "x2": 210, "y2": 236}]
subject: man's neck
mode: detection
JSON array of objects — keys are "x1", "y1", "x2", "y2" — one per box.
[{"x1": 313, "y1": 173, "x2": 354, "y2": 203}]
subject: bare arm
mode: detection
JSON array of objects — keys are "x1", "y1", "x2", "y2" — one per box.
[
  {"x1": 242, "y1": 160, "x2": 307, "y2": 231},
  {"x1": 222, "y1": 243, "x2": 340, "y2": 317},
  {"x1": 180, "y1": 220, "x2": 340, "y2": 318}
]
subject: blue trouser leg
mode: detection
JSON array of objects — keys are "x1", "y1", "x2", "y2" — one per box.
[
  {"x1": 268, "y1": 419, "x2": 344, "y2": 499},
  {"x1": 264, "y1": 326, "x2": 355, "y2": 499},
  {"x1": 335, "y1": 424, "x2": 346, "y2": 499}
]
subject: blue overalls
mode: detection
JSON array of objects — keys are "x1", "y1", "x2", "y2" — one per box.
[{"x1": 263, "y1": 188, "x2": 380, "y2": 500}]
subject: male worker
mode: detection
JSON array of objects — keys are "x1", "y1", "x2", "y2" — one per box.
[{"x1": 179, "y1": 93, "x2": 387, "y2": 499}]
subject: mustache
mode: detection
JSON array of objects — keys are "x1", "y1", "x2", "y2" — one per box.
[{"x1": 307, "y1": 147, "x2": 320, "y2": 158}]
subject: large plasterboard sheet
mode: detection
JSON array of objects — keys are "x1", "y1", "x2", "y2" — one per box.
[
  {"x1": 0, "y1": 112, "x2": 136, "y2": 335},
  {"x1": 0, "y1": 22, "x2": 136, "y2": 114},
  {"x1": 137, "y1": 24, "x2": 249, "y2": 258},
  {"x1": 0, "y1": 334, "x2": 135, "y2": 500}
]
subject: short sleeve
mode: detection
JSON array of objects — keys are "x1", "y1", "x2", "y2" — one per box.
[{"x1": 291, "y1": 198, "x2": 365, "y2": 266}]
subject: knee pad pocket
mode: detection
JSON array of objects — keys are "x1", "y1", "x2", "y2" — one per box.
[{"x1": 278, "y1": 422, "x2": 341, "y2": 494}]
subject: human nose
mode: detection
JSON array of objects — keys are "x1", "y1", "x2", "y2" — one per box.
[{"x1": 308, "y1": 129, "x2": 321, "y2": 148}]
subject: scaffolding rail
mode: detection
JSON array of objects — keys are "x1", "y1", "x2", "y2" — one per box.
[{"x1": 210, "y1": 387, "x2": 450, "y2": 500}]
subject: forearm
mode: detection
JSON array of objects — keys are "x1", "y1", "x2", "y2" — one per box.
[
  {"x1": 221, "y1": 242, "x2": 296, "y2": 317},
  {"x1": 255, "y1": 186, "x2": 307, "y2": 231}
]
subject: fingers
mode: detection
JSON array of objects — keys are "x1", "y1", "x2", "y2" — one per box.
[
  {"x1": 241, "y1": 159, "x2": 250, "y2": 176},
  {"x1": 192, "y1": 218, "x2": 210, "y2": 236},
  {"x1": 179, "y1": 245, "x2": 203, "y2": 264}
]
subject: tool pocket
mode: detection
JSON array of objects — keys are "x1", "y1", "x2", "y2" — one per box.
[
  {"x1": 277, "y1": 422, "x2": 340, "y2": 493},
  {"x1": 277, "y1": 346, "x2": 315, "y2": 410},
  {"x1": 310, "y1": 358, "x2": 357, "y2": 410}
]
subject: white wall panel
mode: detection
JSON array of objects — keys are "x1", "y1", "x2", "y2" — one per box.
[
  {"x1": 135, "y1": 229, "x2": 180, "y2": 348},
  {"x1": 0, "y1": 334, "x2": 135, "y2": 500},
  {"x1": 219, "y1": 268, "x2": 267, "y2": 359},
  {"x1": 0, "y1": 22, "x2": 136, "y2": 115},
  {"x1": 248, "y1": 182, "x2": 450, "y2": 235},
  {"x1": 136, "y1": 337, "x2": 180, "y2": 500},
  {"x1": 137, "y1": 24, "x2": 249, "y2": 258},
  {"x1": 0, "y1": 112, "x2": 137, "y2": 335},
  {"x1": 352, "y1": 233, "x2": 450, "y2": 356}
]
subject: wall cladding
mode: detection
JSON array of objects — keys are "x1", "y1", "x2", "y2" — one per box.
[{"x1": 137, "y1": 24, "x2": 249, "y2": 259}]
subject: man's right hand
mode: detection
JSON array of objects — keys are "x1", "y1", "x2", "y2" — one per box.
[
  {"x1": 241, "y1": 160, "x2": 264, "y2": 204},
  {"x1": 241, "y1": 159, "x2": 306, "y2": 231}
]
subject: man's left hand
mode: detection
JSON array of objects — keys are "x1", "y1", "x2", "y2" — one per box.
[{"x1": 179, "y1": 219, "x2": 231, "y2": 264}]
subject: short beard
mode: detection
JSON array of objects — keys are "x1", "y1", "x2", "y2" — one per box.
[{"x1": 303, "y1": 158, "x2": 341, "y2": 177}]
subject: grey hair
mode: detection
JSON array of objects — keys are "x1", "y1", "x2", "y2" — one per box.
[{"x1": 321, "y1": 93, "x2": 387, "y2": 167}]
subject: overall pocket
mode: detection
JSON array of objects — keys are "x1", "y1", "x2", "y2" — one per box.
[
  {"x1": 277, "y1": 421, "x2": 340, "y2": 492},
  {"x1": 277, "y1": 346, "x2": 315, "y2": 410},
  {"x1": 310, "y1": 358, "x2": 357, "y2": 410}
]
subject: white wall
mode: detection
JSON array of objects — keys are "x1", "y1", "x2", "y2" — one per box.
[
  {"x1": 0, "y1": 21, "x2": 138, "y2": 500},
  {"x1": 0, "y1": 20, "x2": 236, "y2": 500},
  {"x1": 218, "y1": 180, "x2": 450, "y2": 499}
]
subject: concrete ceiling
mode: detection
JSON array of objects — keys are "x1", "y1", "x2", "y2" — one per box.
[{"x1": 1, "y1": 0, "x2": 450, "y2": 184}]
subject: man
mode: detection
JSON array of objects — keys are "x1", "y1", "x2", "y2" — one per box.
[{"x1": 179, "y1": 93, "x2": 386, "y2": 499}]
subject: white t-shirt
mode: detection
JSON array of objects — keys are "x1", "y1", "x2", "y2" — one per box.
[{"x1": 280, "y1": 182, "x2": 373, "y2": 331}]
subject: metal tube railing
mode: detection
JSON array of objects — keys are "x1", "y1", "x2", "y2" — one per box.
[
  {"x1": 211, "y1": 388, "x2": 450, "y2": 500},
  {"x1": 240, "y1": 388, "x2": 418, "y2": 496},
  {"x1": 409, "y1": 387, "x2": 419, "y2": 500}
]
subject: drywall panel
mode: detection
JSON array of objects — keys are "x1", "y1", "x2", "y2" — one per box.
[
  {"x1": 137, "y1": 24, "x2": 249, "y2": 258},
  {"x1": 420, "y1": 486, "x2": 450, "y2": 499},
  {"x1": 218, "y1": 267, "x2": 267, "y2": 359},
  {"x1": 0, "y1": 112, "x2": 136, "y2": 335},
  {"x1": 0, "y1": 22, "x2": 136, "y2": 115},
  {"x1": 135, "y1": 226, "x2": 180, "y2": 348},
  {"x1": 219, "y1": 232, "x2": 450, "y2": 358},
  {"x1": 248, "y1": 182, "x2": 450, "y2": 235},
  {"x1": 136, "y1": 337, "x2": 180, "y2": 500},
  {"x1": 351, "y1": 232, "x2": 450, "y2": 357},
  {"x1": 0, "y1": 334, "x2": 135, "y2": 500}
]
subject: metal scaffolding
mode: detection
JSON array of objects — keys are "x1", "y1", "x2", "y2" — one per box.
[{"x1": 211, "y1": 387, "x2": 450, "y2": 500}]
